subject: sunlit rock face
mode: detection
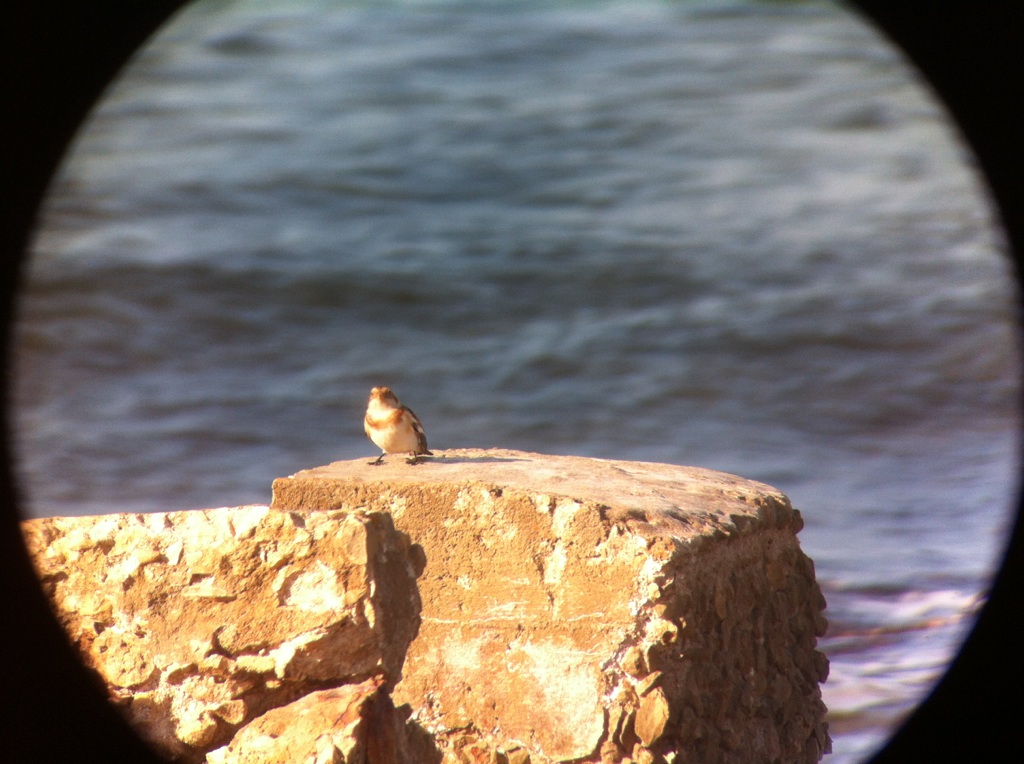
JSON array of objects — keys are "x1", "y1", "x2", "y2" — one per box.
[
  {"x1": 23, "y1": 505, "x2": 422, "y2": 762},
  {"x1": 272, "y1": 448, "x2": 831, "y2": 763},
  {"x1": 22, "y1": 449, "x2": 829, "y2": 762}
]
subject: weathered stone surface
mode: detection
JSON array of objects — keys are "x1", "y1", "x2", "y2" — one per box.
[
  {"x1": 22, "y1": 449, "x2": 828, "y2": 763},
  {"x1": 22, "y1": 506, "x2": 422, "y2": 762},
  {"x1": 203, "y1": 676, "x2": 431, "y2": 764},
  {"x1": 271, "y1": 448, "x2": 831, "y2": 763},
  {"x1": 635, "y1": 686, "x2": 670, "y2": 747},
  {"x1": 205, "y1": 679, "x2": 380, "y2": 764}
]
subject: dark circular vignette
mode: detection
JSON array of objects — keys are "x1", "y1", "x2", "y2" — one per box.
[
  {"x1": 845, "y1": 3, "x2": 1024, "y2": 763},
  {"x1": 1, "y1": 4, "x2": 188, "y2": 760},
  {"x1": 0, "y1": 1, "x2": 1019, "y2": 761}
]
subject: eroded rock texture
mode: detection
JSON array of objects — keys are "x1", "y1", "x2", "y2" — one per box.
[
  {"x1": 271, "y1": 448, "x2": 831, "y2": 763},
  {"x1": 22, "y1": 506, "x2": 422, "y2": 762}
]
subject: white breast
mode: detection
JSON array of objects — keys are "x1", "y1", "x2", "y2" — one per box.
[{"x1": 371, "y1": 419, "x2": 420, "y2": 454}]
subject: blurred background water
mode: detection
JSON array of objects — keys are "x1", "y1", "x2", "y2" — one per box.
[{"x1": 11, "y1": 0, "x2": 1020, "y2": 760}]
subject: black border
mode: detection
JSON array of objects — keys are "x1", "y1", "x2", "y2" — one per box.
[
  {"x1": 845, "y1": 3, "x2": 1023, "y2": 760},
  {"x1": 1, "y1": 1, "x2": 1020, "y2": 761},
  {"x1": 2, "y1": 4, "x2": 187, "y2": 759}
]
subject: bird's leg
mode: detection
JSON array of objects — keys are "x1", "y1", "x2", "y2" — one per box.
[
  {"x1": 369, "y1": 453, "x2": 386, "y2": 466},
  {"x1": 406, "y1": 453, "x2": 422, "y2": 465}
]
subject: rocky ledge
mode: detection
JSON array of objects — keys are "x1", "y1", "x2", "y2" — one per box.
[{"x1": 23, "y1": 448, "x2": 829, "y2": 763}]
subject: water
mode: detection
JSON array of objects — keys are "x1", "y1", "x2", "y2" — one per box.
[{"x1": 11, "y1": 1, "x2": 1019, "y2": 761}]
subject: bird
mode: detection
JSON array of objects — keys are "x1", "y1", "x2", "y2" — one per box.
[{"x1": 364, "y1": 386, "x2": 433, "y2": 465}]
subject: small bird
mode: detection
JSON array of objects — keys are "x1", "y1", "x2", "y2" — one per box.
[{"x1": 364, "y1": 386, "x2": 433, "y2": 465}]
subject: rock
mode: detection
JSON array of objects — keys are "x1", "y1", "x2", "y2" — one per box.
[
  {"x1": 634, "y1": 687, "x2": 670, "y2": 747},
  {"x1": 271, "y1": 448, "x2": 831, "y2": 763},
  {"x1": 205, "y1": 679, "x2": 381, "y2": 764},
  {"x1": 22, "y1": 449, "x2": 829, "y2": 763},
  {"x1": 202, "y1": 676, "x2": 424, "y2": 764},
  {"x1": 22, "y1": 506, "x2": 422, "y2": 762}
]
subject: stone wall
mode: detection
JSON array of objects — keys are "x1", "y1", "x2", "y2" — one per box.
[{"x1": 23, "y1": 449, "x2": 830, "y2": 763}]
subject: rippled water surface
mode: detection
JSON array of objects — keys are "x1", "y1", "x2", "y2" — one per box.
[{"x1": 12, "y1": 1, "x2": 1019, "y2": 760}]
